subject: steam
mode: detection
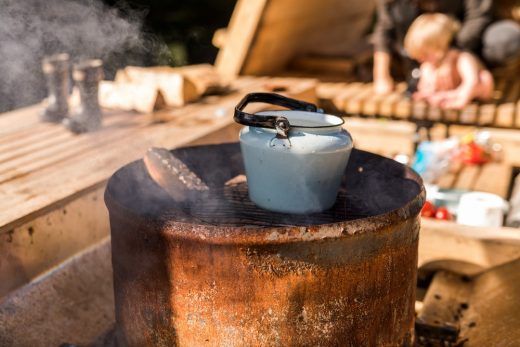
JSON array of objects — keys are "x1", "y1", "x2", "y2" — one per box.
[{"x1": 0, "y1": 0, "x2": 168, "y2": 111}]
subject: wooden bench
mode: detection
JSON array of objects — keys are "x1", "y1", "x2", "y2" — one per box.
[{"x1": 318, "y1": 77, "x2": 520, "y2": 130}]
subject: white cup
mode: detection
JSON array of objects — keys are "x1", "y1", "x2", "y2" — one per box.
[{"x1": 457, "y1": 192, "x2": 509, "y2": 228}]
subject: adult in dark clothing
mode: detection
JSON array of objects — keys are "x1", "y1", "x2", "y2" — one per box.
[{"x1": 373, "y1": 0, "x2": 520, "y2": 97}]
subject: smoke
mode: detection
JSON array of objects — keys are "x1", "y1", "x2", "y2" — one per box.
[{"x1": 0, "y1": 0, "x2": 168, "y2": 112}]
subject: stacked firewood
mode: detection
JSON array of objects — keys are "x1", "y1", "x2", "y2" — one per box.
[{"x1": 98, "y1": 64, "x2": 229, "y2": 113}]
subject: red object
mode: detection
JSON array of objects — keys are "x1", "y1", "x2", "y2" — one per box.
[
  {"x1": 460, "y1": 142, "x2": 491, "y2": 165},
  {"x1": 421, "y1": 201, "x2": 437, "y2": 218},
  {"x1": 434, "y1": 206, "x2": 452, "y2": 220}
]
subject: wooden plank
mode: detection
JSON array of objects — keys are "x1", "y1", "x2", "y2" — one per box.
[
  {"x1": 417, "y1": 260, "x2": 520, "y2": 346},
  {"x1": 0, "y1": 121, "x2": 142, "y2": 184},
  {"x1": 426, "y1": 105, "x2": 443, "y2": 122},
  {"x1": 472, "y1": 163, "x2": 512, "y2": 198},
  {"x1": 363, "y1": 83, "x2": 407, "y2": 117},
  {"x1": 0, "y1": 113, "x2": 137, "y2": 167},
  {"x1": 0, "y1": 238, "x2": 114, "y2": 346},
  {"x1": 516, "y1": 99, "x2": 520, "y2": 128},
  {"x1": 416, "y1": 271, "x2": 470, "y2": 343},
  {"x1": 1, "y1": 81, "x2": 264, "y2": 218},
  {"x1": 217, "y1": 0, "x2": 375, "y2": 76},
  {"x1": 0, "y1": 105, "x2": 41, "y2": 135},
  {"x1": 419, "y1": 218, "x2": 520, "y2": 274},
  {"x1": 435, "y1": 162, "x2": 462, "y2": 189},
  {"x1": 316, "y1": 82, "x2": 349, "y2": 113},
  {"x1": 461, "y1": 259, "x2": 520, "y2": 346},
  {"x1": 378, "y1": 83, "x2": 407, "y2": 118},
  {"x1": 452, "y1": 165, "x2": 482, "y2": 191},
  {"x1": 459, "y1": 103, "x2": 479, "y2": 124},
  {"x1": 496, "y1": 101, "x2": 516, "y2": 127},
  {"x1": 361, "y1": 92, "x2": 386, "y2": 116},
  {"x1": 443, "y1": 109, "x2": 460, "y2": 123},
  {"x1": 344, "y1": 83, "x2": 374, "y2": 115},
  {"x1": 394, "y1": 96, "x2": 412, "y2": 119},
  {"x1": 214, "y1": 0, "x2": 268, "y2": 78},
  {"x1": 496, "y1": 80, "x2": 520, "y2": 127},
  {"x1": 478, "y1": 103, "x2": 497, "y2": 126},
  {"x1": 478, "y1": 79, "x2": 507, "y2": 126},
  {"x1": 411, "y1": 100, "x2": 429, "y2": 120},
  {"x1": 289, "y1": 55, "x2": 355, "y2": 75},
  {"x1": 331, "y1": 82, "x2": 364, "y2": 112},
  {"x1": 343, "y1": 118, "x2": 415, "y2": 157},
  {"x1": 0, "y1": 126, "x2": 65, "y2": 153},
  {"x1": 0, "y1": 188, "x2": 109, "y2": 298}
]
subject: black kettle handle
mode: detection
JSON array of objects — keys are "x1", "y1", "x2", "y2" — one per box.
[{"x1": 234, "y1": 93, "x2": 318, "y2": 136}]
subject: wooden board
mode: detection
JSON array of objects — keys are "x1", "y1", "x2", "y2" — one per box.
[
  {"x1": 317, "y1": 78, "x2": 520, "y2": 130},
  {"x1": 0, "y1": 238, "x2": 114, "y2": 347},
  {"x1": 215, "y1": 0, "x2": 376, "y2": 77},
  {"x1": 419, "y1": 218, "x2": 520, "y2": 274},
  {"x1": 416, "y1": 259, "x2": 520, "y2": 346}
]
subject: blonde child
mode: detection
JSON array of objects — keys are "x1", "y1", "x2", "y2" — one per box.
[{"x1": 404, "y1": 13, "x2": 494, "y2": 109}]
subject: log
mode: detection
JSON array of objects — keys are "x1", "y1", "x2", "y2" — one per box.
[
  {"x1": 115, "y1": 64, "x2": 229, "y2": 107},
  {"x1": 99, "y1": 81, "x2": 165, "y2": 114}
]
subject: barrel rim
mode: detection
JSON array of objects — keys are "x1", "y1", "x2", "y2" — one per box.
[{"x1": 104, "y1": 145, "x2": 425, "y2": 246}]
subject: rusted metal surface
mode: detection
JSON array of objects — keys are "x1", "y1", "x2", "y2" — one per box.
[{"x1": 105, "y1": 143, "x2": 425, "y2": 346}]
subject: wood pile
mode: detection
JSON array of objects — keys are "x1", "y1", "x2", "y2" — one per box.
[{"x1": 98, "y1": 64, "x2": 229, "y2": 114}]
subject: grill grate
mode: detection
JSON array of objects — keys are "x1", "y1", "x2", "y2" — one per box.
[{"x1": 163, "y1": 182, "x2": 373, "y2": 227}]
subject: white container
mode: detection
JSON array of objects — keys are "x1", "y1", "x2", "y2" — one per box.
[
  {"x1": 457, "y1": 192, "x2": 509, "y2": 227},
  {"x1": 235, "y1": 93, "x2": 353, "y2": 214}
]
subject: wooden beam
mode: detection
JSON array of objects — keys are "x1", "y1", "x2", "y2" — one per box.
[
  {"x1": 214, "y1": 0, "x2": 269, "y2": 78},
  {"x1": 216, "y1": 0, "x2": 375, "y2": 77},
  {"x1": 495, "y1": 80, "x2": 520, "y2": 127}
]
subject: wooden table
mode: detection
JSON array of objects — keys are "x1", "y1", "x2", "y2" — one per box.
[{"x1": 0, "y1": 76, "x2": 317, "y2": 297}]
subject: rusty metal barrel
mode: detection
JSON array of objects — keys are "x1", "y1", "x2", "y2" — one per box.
[{"x1": 104, "y1": 143, "x2": 425, "y2": 347}]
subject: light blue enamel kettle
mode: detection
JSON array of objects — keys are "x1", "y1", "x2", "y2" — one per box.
[{"x1": 234, "y1": 93, "x2": 353, "y2": 214}]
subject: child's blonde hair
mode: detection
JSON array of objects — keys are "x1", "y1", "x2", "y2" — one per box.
[{"x1": 404, "y1": 13, "x2": 461, "y2": 61}]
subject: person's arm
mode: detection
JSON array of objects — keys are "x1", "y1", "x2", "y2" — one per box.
[
  {"x1": 373, "y1": 0, "x2": 395, "y2": 94},
  {"x1": 374, "y1": 51, "x2": 394, "y2": 94},
  {"x1": 456, "y1": 52, "x2": 481, "y2": 93},
  {"x1": 456, "y1": 0, "x2": 493, "y2": 53}
]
